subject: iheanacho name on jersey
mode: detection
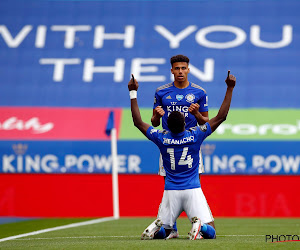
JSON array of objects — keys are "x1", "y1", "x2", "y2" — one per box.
[{"x1": 163, "y1": 136, "x2": 195, "y2": 145}]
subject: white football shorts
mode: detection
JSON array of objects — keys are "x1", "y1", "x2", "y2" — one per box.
[
  {"x1": 158, "y1": 149, "x2": 205, "y2": 176},
  {"x1": 157, "y1": 188, "x2": 214, "y2": 229}
]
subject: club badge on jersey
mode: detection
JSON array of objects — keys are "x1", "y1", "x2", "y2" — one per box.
[{"x1": 186, "y1": 94, "x2": 196, "y2": 103}]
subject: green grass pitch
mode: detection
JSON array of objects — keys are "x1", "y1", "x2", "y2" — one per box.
[{"x1": 0, "y1": 217, "x2": 299, "y2": 249}]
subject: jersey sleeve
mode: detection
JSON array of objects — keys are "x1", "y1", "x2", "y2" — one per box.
[
  {"x1": 198, "y1": 92, "x2": 209, "y2": 112},
  {"x1": 196, "y1": 122, "x2": 212, "y2": 141},
  {"x1": 153, "y1": 90, "x2": 162, "y2": 109},
  {"x1": 146, "y1": 126, "x2": 160, "y2": 145}
]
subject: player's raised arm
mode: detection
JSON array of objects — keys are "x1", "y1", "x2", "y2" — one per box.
[
  {"x1": 128, "y1": 75, "x2": 151, "y2": 136},
  {"x1": 208, "y1": 70, "x2": 236, "y2": 132}
]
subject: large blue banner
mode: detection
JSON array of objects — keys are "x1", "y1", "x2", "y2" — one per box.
[
  {"x1": 1, "y1": 141, "x2": 299, "y2": 175},
  {"x1": 0, "y1": 0, "x2": 299, "y2": 108}
]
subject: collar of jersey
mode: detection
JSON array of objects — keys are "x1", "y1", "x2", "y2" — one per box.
[{"x1": 172, "y1": 81, "x2": 191, "y2": 89}]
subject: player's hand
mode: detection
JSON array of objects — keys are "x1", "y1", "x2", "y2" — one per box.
[
  {"x1": 225, "y1": 70, "x2": 236, "y2": 89},
  {"x1": 128, "y1": 74, "x2": 139, "y2": 91},
  {"x1": 153, "y1": 106, "x2": 165, "y2": 118},
  {"x1": 188, "y1": 103, "x2": 200, "y2": 115}
]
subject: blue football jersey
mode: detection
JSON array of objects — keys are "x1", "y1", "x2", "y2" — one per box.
[
  {"x1": 146, "y1": 123, "x2": 212, "y2": 190},
  {"x1": 153, "y1": 82, "x2": 208, "y2": 130}
]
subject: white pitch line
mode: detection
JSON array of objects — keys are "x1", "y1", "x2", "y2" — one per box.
[
  {"x1": 219, "y1": 235, "x2": 265, "y2": 237},
  {"x1": 13, "y1": 235, "x2": 266, "y2": 241},
  {"x1": 16, "y1": 236, "x2": 138, "y2": 240},
  {"x1": 0, "y1": 217, "x2": 116, "y2": 243}
]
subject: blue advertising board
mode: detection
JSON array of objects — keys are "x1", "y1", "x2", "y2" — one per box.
[{"x1": 1, "y1": 141, "x2": 299, "y2": 175}]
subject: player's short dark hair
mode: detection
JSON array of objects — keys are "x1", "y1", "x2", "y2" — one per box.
[
  {"x1": 170, "y1": 55, "x2": 189, "y2": 66},
  {"x1": 167, "y1": 111, "x2": 185, "y2": 134}
]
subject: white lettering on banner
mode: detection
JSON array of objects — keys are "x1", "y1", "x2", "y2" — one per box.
[
  {"x1": 250, "y1": 25, "x2": 293, "y2": 49},
  {"x1": 51, "y1": 25, "x2": 91, "y2": 49},
  {"x1": 83, "y1": 58, "x2": 125, "y2": 82},
  {"x1": 128, "y1": 155, "x2": 141, "y2": 173},
  {"x1": 154, "y1": 25, "x2": 197, "y2": 48},
  {"x1": 41, "y1": 155, "x2": 59, "y2": 173},
  {"x1": 213, "y1": 156, "x2": 228, "y2": 172},
  {"x1": 118, "y1": 155, "x2": 127, "y2": 173},
  {"x1": 188, "y1": 60, "x2": 214, "y2": 82},
  {"x1": 195, "y1": 25, "x2": 247, "y2": 49},
  {"x1": 3, "y1": 155, "x2": 15, "y2": 172},
  {"x1": 0, "y1": 25, "x2": 293, "y2": 49},
  {"x1": 203, "y1": 154, "x2": 300, "y2": 174},
  {"x1": 0, "y1": 25, "x2": 32, "y2": 48},
  {"x1": 252, "y1": 155, "x2": 300, "y2": 174},
  {"x1": 39, "y1": 58, "x2": 81, "y2": 82},
  {"x1": 41, "y1": 57, "x2": 213, "y2": 82},
  {"x1": 35, "y1": 25, "x2": 47, "y2": 48},
  {"x1": 0, "y1": 24, "x2": 294, "y2": 83},
  {"x1": 131, "y1": 58, "x2": 166, "y2": 82},
  {"x1": 77, "y1": 154, "x2": 94, "y2": 170},
  {"x1": 0, "y1": 117, "x2": 54, "y2": 134},
  {"x1": 94, "y1": 25, "x2": 135, "y2": 48},
  {"x1": 25, "y1": 155, "x2": 40, "y2": 172},
  {"x1": 155, "y1": 25, "x2": 293, "y2": 49},
  {"x1": 17, "y1": 155, "x2": 22, "y2": 173},
  {"x1": 65, "y1": 154, "x2": 139, "y2": 173},
  {"x1": 216, "y1": 121, "x2": 300, "y2": 136},
  {"x1": 229, "y1": 155, "x2": 247, "y2": 171},
  {"x1": 94, "y1": 155, "x2": 111, "y2": 172},
  {"x1": 1, "y1": 154, "x2": 141, "y2": 173},
  {"x1": 3, "y1": 154, "x2": 59, "y2": 173}
]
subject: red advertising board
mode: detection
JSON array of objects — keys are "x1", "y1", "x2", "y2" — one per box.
[
  {"x1": 0, "y1": 174, "x2": 299, "y2": 217},
  {"x1": 0, "y1": 107, "x2": 121, "y2": 140}
]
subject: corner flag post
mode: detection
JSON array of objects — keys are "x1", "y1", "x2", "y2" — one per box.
[{"x1": 105, "y1": 111, "x2": 120, "y2": 219}]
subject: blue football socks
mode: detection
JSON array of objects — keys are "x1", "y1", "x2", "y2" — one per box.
[
  {"x1": 154, "y1": 221, "x2": 177, "y2": 239},
  {"x1": 154, "y1": 222, "x2": 215, "y2": 239},
  {"x1": 173, "y1": 221, "x2": 178, "y2": 231},
  {"x1": 201, "y1": 223, "x2": 216, "y2": 239},
  {"x1": 153, "y1": 227, "x2": 166, "y2": 239}
]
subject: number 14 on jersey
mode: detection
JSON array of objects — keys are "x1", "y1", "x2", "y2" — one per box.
[{"x1": 167, "y1": 147, "x2": 193, "y2": 170}]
